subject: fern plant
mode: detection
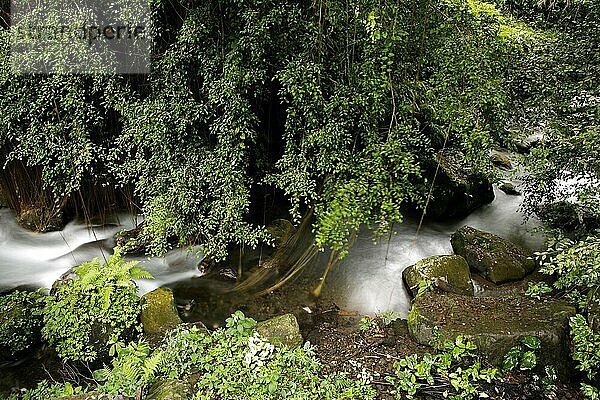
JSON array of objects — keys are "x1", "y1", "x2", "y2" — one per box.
[
  {"x1": 94, "y1": 341, "x2": 163, "y2": 396},
  {"x1": 42, "y1": 251, "x2": 153, "y2": 361}
]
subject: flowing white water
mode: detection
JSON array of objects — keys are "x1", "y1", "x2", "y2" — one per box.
[
  {"x1": 0, "y1": 210, "x2": 205, "y2": 294},
  {"x1": 0, "y1": 182, "x2": 542, "y2": 315},
  {"x1": 321, "y1": 186, "x2": 543, "y2": 317}
]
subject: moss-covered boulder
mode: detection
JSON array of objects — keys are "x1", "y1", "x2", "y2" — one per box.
[
  {"x1": 0, "y1": 290, "x2": 45, "y2": 360},
  {"x1": 256, "y1": 313, "x2": 302, "y2": 348},
  {"x1": 403, "y1": 255, "x2": 474, "y2": 297},
  {"x1": 427, "y1": 149, "x2": 495, "y2": 219},
  {"x1": 408, "y1": 292, "x2": 576, "y2": 378},
  {"x1": 451, "y1": 226, "x2": 535, "y2": 283},
  {"x1": 141, "y1": 288, "x2": 182, "y2": 337},
  {"x1": 146, "y1": 378, "x2": 194, "y2": 400},
  {"x1": 490, "y1": 152, "x2": 512, "y2": 170},
  {"x1": 498, "y1": 182, "x2": 520, "y2": 196}
]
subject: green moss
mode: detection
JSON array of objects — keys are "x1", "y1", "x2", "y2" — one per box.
[
  {"x1": 255, "y1": 314, "x2": 303, "y2": 349},
  {"x1": 407, "y1": 292, "x2": 575, "y2": 378},
  {"x1": 141, "y1": 288, "x2": 182, "y2": 336},
  {"x1": 403, "y1": 255, "x2": 474, "y2": 297},
  {"x1": 451, "y1": 226, "x2": 535, "y2": 283}
]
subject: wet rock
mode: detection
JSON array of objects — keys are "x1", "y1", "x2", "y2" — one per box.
[
  {"x1": 490, "y1": 152, "x2": 512, "y2": 170},
  {"x1": 403, "y1": 255, "x2": 474, "y2": 297},
  {"x1": 471, "y1": 272, "x2": 552, "y2": 298},
  {"x1": 217, "y1": 267, "x2": 238, "y2": 282},
  {"x1": 17, "y1": 206, "x2": 63, "y2": 232},
  {"x1": 537, "y1": 201, "x2": 600, "y2": 238},
  {"x1": 427, "y1": 148, "x2": 495, "y2": 219},
  {"x1": 146, "y1": 378, "x2": 193, "y2": 400},
  {"x1": 141, "y1": 288, "x2": 182, "y2": 337},
  {"x1": 498, "y1": 182, "x2": 521, "y2": 196},
  {"x1": 451, "y1": 226, "x2": 535, "y2": 283},
  {"x1": 408, "y1": 292, "x2": 576, "y2": 378},
  {"x1": 256, "y1": 313, "x2": 303, "y2": 348},
  {"x1": 114, "y1": 223, "x2": 146, "y2": 255},
  {"x1": 515, "y1": 133, "x2": 543, "y2": 154},
  {"x1": 0, "y1": 290, "x2": 45, "y2": 361}
]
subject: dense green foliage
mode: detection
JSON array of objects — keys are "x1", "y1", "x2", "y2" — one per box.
[
  {"x1": 94, "y1": 341, "x2": 162, "y2": 396},
  {"x1": 387, "y1": 335, "x2": 556, "y2": 399},
  {"x1": 0, "y1": 0, "x2": 545, "y2": 259},
  {"x1": 502, "y1": 336, "x2": 541, "y2": 372},
  {"x1": 570, "y1": 315, "x2": 600, "y2": 398},
  {"x1": 527, "y1": 234, "x2": 600, "y2": 397},
  {"x1": 501, "y1": 0, "x2": 600, "y2": 218},
  {"x1": 1, "y1": 380, "x2": 84, "y2": 400},
  {"x1": 528, "y1": 234, "x2": 600, "y2": 310},
  {"x1": 0, "y1": 289, "x2": 45, "y2": 356},
  {"x1": 159, "y1": 312, "x2": 376, "y2": 399},
  {"x1": 42, "y1": 252, "x2": 153, "y2": 361},
  {"x1": 386, "y1": 336, "x2": 500, "y2": 399},
  {"x1": 18, "y1": 311, "x2": 375, "y2": 399}
]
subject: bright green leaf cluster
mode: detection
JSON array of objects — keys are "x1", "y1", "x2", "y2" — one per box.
[{"x1": 41, "y1": 252, "x2": 153, "y2": 361}]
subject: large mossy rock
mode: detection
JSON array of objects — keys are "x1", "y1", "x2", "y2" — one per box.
[
  {"x1": 408, "y1": 292, "x2": 576, "y2": 377},
  {"x1": 146, "y1": 378, "x2": 194, "y2": 400},
  {"x1": 403, "y1": 255, "x2": 474, "y2": 297},
  {"x1": 256, "y1": 313, "x2": 302, "y2": 348},
  {"x1": 490, "y1": 152, "x2": 512, "y2": 170},
  {"x1": 427, "y1": 149, "x2": 495, "y2": 219},
  {"x1": 451, "y1": 226, "x2": 535, "y2": 283},
  {"x1": 141, "y1": 288, "x2": 182, "y2": 337}
]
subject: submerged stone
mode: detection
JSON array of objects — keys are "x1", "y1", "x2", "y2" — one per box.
[
  {"x1": 408, "y1": 292, "x2": 576, "y2": 378},
  {"x1": 427, "y1": 148, "x2": 495, "y2": 219},
  {"x1": 256, "y1": 313, "x2": 303, "y2": 348},
  {"x1": 403, "y1": 255, "x2": 474, "y2": 297},
  {"x1": 141, "y1": 288, "x2": 182, "y2": 337},
  {"x1": 451, "y1": 226, "x2": 535, "y2": 283}
]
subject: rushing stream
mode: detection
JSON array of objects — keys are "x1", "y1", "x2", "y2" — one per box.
[
  {"x1": 323, "y1": 186, "x2": 543, "y2": 317},
  {"x1": 0, "y1": 183, "x2": 543, "y2": 318}
]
